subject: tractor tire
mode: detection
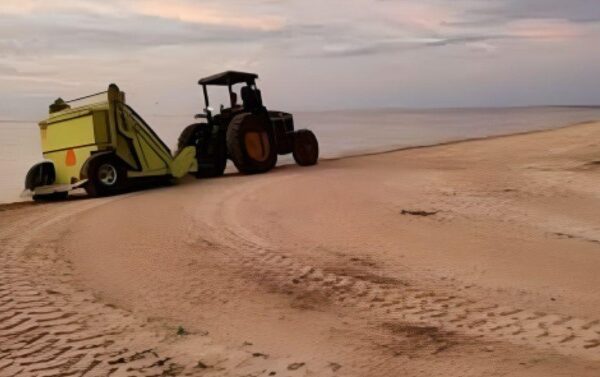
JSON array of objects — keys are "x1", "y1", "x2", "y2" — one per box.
[
  {"x1": 85, "y1": 155, "x2": 127, "y2": 197},
  {"x1": 197, "y1": 138, "x2": 227, "y2": 178},
  {"x1": 178, "y1": 123, "x2": 227, "y2": 178},
  {"x1": 227, "y1": 113, "x2": 277, "y2": 174},
  {"x1": 177, "y1": 124, "x2": 201, "y2": 152},
  {"x1": 292, "y1": 129, "x2": 319, "y2": 166}
]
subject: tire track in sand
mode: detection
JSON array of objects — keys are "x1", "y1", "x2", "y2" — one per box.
[
  {"x1": 0, "y1": 201, "x2": 186, "y2": 377},
  {"x1": 189, "y1": 176, "x2": 600, "y2": 362}
]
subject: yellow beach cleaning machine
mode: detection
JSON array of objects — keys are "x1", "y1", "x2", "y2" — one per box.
[{"x1": 25, "y1": 72, "x2": 319, "y2": 200}]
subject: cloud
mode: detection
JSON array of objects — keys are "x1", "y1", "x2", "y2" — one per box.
[
  {"x1": 0, "y1": 0, "x2": 119, "y2": 17},
  {"x1": 506, "y1": 19, "x2": 583, "y2": 40},
  {"x1": 283, "y1": 1, "x2": 596, "y2": 58},
  {"x1": 313, "y1": 35, "x2": 501, "y2": 57},
  {"x1": 2, "y1": 0, "x2": 593, "y2": 62},
  {"x1": 0, "y1": 0, "x2": 285, "y2": 31},
  {"x1": 0, "y1": 74, "x2": 82, "y2": 86},
  {"x1": 0, "y1": 0, "x2": 292, "y2": 65},
  {"x1": 474, "y1": 0, "x2": 600, "y2": 23},
  {"x1": 0, "y1": 12, "x2": 279, "y2": 58},
  {"x1": 375, "y1": 1, "x2": 458, "y2": 32},
  {"x1": 132, "y1": 0, "x2": 284, "y2": 31},
  {"x1": 1, "y1": 0, "x2": 599, "y2": 114}
]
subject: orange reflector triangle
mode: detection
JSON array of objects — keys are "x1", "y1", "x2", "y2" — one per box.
[{"x1": 65, "y1": 149, "x2": 76, "y2": 166}]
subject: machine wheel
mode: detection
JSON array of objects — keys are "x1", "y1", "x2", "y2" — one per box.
[
  {"x1": 178, "y1": 123, "x2": 227, "y2": 178},
  {"x1": 196, "y1": 136, "x2": 227, "y2": 178},
  {"x1": 25, "y1": 161, "x2": 56, "y2": 190},
  {"x1": 227, "y1": 113, "x2": 277, "y2": 174},
  {"x1": 33, "y1": 192, "x2": 68, "y2": 202},
  {"x1": 292, "y1": 129, "x2": 319, "y2": 166},
  {"x1": 177, "y1": 124, "x2": 201, "y2": 152},
  {"x1": 25, "y1": 162, "x2": 68, "y2": 201},
  {"x1": 85, "y1": 155, "x2": 127, "y2": 197}
]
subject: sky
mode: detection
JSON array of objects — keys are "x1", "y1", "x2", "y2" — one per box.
[{"x1": 1, "y1": 0, "x2": 600, "y2": 120}]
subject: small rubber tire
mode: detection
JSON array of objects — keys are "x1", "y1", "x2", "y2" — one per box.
[
  {"x1": 227, "y1": 113, "x2": 277, "y2": 174},
  {"x1": 25, "y1": 161, "x2": 56, "y2": 191},
  {"x1": 292, "y1": 129, "x2": 319, "y2": 166},
  {"x1": 85, "y1": 155, "x2": 127, "y2": 197},
  {"x1": 32, "y1": 192, "x2": 68, "y2": 202}
]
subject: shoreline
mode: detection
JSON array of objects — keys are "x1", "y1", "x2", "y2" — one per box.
[
  {"x1": 2, "y1": 118, "x2": 597, "y2": 209},
  {"x1": 323, "y1": 119, "x2": 599, "y2": 162}
]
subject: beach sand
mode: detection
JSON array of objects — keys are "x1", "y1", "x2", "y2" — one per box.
[{"x1": 1, "y1": 122, "x2": 600, "y2": 376}]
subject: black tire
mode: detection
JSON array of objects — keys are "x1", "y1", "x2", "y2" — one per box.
[
  {"x1": 178, "y1": 123, "x2": 227, "y2": 178},
  {"x1": 25, "y1": 161, "x2": 56, "y2": 190},
  {"x1": 177, "y1": 124, "x2": 200, "y2": 152},
  {"x1": 196, "y1": 137, "x2": 227, "y2": 178},
  {"x1": 32, "y1": 192, "x2": 68, "y2": 202},
  {"x1": 25, "y1": 162, "x2": 67, "y2": 201},
  {"x1": 292, "y1": 129, "x2": 319, "y2": 166},
  {"x1": 226, "y1": 113, "x2": 277, "y2": 174},
  {"x1": 85, "y1": 155, "x2": 127, "y2": 197}
]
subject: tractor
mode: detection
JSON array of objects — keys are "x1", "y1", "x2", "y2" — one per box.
[
  {"x1": 181, "y1": 71, "x2": 318, "y2": 177},
  {"x1": 24, "y1": 71, "x2": 319, "y2": 200}
]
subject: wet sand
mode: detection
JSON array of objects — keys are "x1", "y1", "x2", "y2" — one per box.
[{"x1": 1, "y1": 122, "x2": 600, "y2": 376}]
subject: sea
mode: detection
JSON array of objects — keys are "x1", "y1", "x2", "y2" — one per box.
[{"x1": 2, "y1": 106, "x2": 600, "y2": 204}]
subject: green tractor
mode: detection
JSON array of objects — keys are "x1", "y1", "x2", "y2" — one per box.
[
  {"x1": 24, "y1": 71, "x2": 319, "y2": 200},
  {"x1": 182, "y1": 71, "x2": 319, "y2": 177}
]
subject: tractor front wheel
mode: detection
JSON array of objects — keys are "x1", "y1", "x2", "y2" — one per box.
[
  {"x1": 292, "y1": 129, "x2": 319, "y2": 166},
  {"x1": 85, "y1": 156, "x2": 127, "y2": 197},
  {"x1": 178, "y1": 123, "x2": 227, "y2": 178}
]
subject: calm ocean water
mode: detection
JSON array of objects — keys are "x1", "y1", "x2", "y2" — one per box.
[{"x1": 2, "y1": 106, "x2": 600, "y2": 204}]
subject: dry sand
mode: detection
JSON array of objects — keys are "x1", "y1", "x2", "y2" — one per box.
[{"x1": 1, "y1": 122, "x2": 600, "y2": 376}]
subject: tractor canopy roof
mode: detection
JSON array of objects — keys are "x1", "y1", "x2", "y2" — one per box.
[{"x1": 198, "y1": 71, "x2": 259, "y2": 86}]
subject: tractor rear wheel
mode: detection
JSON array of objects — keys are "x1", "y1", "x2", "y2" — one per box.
[
  {"x1": 85, "y1": 155, "x2": 127, "y2": 197},
  {"x1": 292, "y1": 129, "x2": 319, "y2": 166},
  {"x1": 227, "y1": 113, "x2": 277, "y2": 174}
]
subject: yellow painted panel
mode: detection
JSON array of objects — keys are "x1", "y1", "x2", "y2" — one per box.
[
  {"x1": 115, "y1": 133, "x2": 138, "y2": 169},
  {"x1": 93, "y1": 111, "x2": 110, "y2": 144},
  {"x1": 170, "y1": 146, "x2": 196, "y2": 178},
  {"x1": 42, "y1": 114, "x2": 96, "y2": 153},
  {"x1": 44, "y1": 146, "x2": 98, "y2": 184},
  {"x1": 136, "y1": 132, "x2": 168, "y2": 172}
]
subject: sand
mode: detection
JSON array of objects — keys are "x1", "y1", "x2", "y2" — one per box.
[{"x1": 1, "y1": 122, "x2": 600, "y2": 376}]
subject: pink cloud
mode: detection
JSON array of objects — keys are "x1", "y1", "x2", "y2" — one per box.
[
  {"x1": 0, "y1": 0, "x2": 284, "y2": 31},
  {"x1": 377, "y1": 2, "x2": 456, "y2": 32},
  {"x1": 507, "y1": 19, "x2": 583, "y2": 41},
  {"x1": 128, "y1": 0, "x2": 284, "y2": 31}
]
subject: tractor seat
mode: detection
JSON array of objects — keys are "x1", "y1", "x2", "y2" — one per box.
[{"x1": 241, "y1": 86, "x2": 263, "y2": 111}]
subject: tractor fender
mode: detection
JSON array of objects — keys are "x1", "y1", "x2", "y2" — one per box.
[
  {"x1": 79, "y1": 151, "x2": 122, "y2": 180},
  {"x1": 25, "y1": 161, "x2": 56, "y2": 190}
]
